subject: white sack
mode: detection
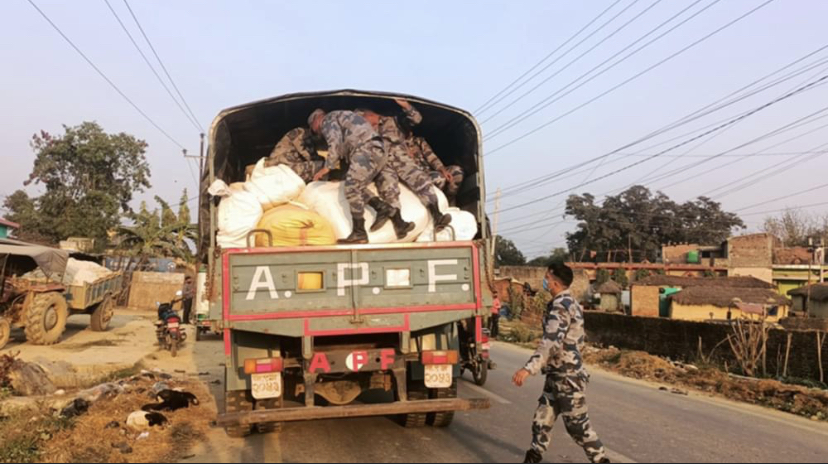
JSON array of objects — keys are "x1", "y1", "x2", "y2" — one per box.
[
  {"x1": 417, "y1": 207, "x2": 479, "y2": 242},
  {"x1": 243, "y1": 158, "x2": 305, "y2": 210},
  {"x1": 210, "y1": 179, "x2": 263, "y2": 248}
]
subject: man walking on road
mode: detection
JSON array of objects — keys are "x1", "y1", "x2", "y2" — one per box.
[
  {"x1": 182, "y1": 275, "x2": 195, "y2": 324},
  {"x1": 513, "y1": 262, "x2": 609, "y2": 464}
]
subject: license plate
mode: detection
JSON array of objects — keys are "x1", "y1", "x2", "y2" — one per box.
[
  {"x1": 167, "y1": 322, "x2": 179, "y2": 329},
  {"x1": 251, "y1": 372, "x2": 282, "y2": 400},
  {"x1": 424, "y1": 364, "x2": 453, "y2": 389}
]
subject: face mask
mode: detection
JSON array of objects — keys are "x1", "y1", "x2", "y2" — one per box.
[{"x1": 542, "y1": 278, "x2": 550, "y2": 292}]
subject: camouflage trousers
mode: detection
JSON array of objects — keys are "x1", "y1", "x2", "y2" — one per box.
[
  {"x1": 387, "y1": 144, "x2": 438, "y2": 207},
  {"x1": 428, "y1": 165, "x2": 464, "y2": 198},
  {"x1": 266, "y1": 155, "x2": 324, "y2": 184},
  {"x1": 531, "y1": 375, "x2": 606, "y2": 463},
  {"x1": 345, "y1": 142, "x2": 401, "y2": 217}
]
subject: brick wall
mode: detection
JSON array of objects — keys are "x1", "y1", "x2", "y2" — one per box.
[
  {"x1": 498, "y1": 266, "x2": 546, "y2": 290},
  {"x1": 662, "y1": 244, "x2": 699, "y2": 264},
  {"x1": 631, "y1": 285, "x2": 660, "y2": 317},
  {"x1": 728, "y1": 233, "x2": 774, "y2": 268},
  {"x1": 584, "y1": 312, "x2": 828, "y2": 382}
]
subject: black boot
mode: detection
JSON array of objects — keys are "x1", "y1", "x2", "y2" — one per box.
[
  {"x1": 339, "y1": 217, "x2": 368, "y2": 244},
  {"x1": 428, "y1": 203, "x2": 452, "y2": 232},
  {"x1": 368, "y1": 197, "x2": 395, "y2": 232},
  {"x1": 391, "y1": 210, "x2": 416, "y2": 239},
  {"x1": 524, "y1": 449, "x2": 542, "y2": 463}
]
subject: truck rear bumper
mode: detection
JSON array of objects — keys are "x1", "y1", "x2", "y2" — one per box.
[{"x1": 216, "y1": 397, "x2": 490, "y2": 426}]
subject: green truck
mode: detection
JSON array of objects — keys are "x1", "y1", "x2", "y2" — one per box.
[{"x1": 203, "y1": 90, "x2": 493, "y2": 436}]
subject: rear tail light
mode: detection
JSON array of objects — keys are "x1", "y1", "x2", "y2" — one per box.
[
  {"x1": 244, "y1": 358, "x2": 284, "y2": 375},
  {"x1": 421, "y1": 350, "x2": 459, "y2": 365}
]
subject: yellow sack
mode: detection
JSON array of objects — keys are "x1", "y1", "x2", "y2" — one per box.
[{"x1": 254, "y1": 203, "x2": 337, "y2": 247}]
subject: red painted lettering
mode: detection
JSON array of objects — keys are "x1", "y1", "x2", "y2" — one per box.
[
  {"x1": 309, "y1": 353, "x2": 331, "y2": 373},
  {"x1": 381, "y1": 349, "x2": 396, "y2": 370},
  {"x1": 352, "y1": 351, "x2": 368, "y2": 372}
]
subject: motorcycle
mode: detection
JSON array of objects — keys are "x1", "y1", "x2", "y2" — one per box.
[
  {"x1": 155, "y1": 291, "x2": 187, "y2": 357},
  {"x1": 458, "y1": 319, "x2": 491, "y2": 386}
]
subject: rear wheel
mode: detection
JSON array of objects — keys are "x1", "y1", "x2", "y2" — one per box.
[
  {"x1": 89, "y1": 294, "x2": 114, "y2": 332},
  {"x1": 224, "y1": 390, "x2": 254, "y2": 438},
  {"x1": 428, "y1": 380, "x2": 457, "y2": 427},
  {"x1": 473, "y1": 360, "x2": 488, "y2": 386},
  {"x1": 170, "y1": 337, "x2": 178, "y2": 358},
  {"x1": 25, "y1": 292, "x2": 68, "y2": 345},
  {"x1": 0, "y1": 317, "x2": 10, "y2": 349}
]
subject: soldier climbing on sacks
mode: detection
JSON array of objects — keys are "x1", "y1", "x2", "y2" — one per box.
[
  {"x1": 266, "y1": 127, "x2": 325, "y2": 183},
  {"x1": 513, "y1": 262, "x2": 610, "y2": 464},
  {"x1": 405, "y1": 132, "x2": 464, "y2": 204},
  {"x1": 357, "y1": 99, "x2": 452, "y2": 234},
  {"x1": 308, "y1": 108, "x2": 415, "y2": 244}
]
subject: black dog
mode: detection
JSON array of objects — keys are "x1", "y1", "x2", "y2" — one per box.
[
  {"x1": 142, "y1": 390, "x2": 199, "y2": 412},
  {"x1": 145, "y1": 411, "x2": 168, "y2": 427}
]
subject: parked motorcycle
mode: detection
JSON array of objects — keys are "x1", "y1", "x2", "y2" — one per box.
[
  {"x1": 156, "y1": 291, "x2": 187, "y2": 357},
  {"x1": 458, "y1": 319, "x2": 490, "y2": 386}
]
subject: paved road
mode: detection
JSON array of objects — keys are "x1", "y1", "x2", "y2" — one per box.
[{"x1": 187, "y1": 340, "x2": 828, "y2": 463}]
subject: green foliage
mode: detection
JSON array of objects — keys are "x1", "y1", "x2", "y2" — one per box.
[
  {"x1": 3, "y1": 122, "x2": 150, "y2": 247},
  {"x1": 527, "y1": 247, "x2": 569, "y2": 267},
  {"x1": 596, "y1": 269, "x2": 611, "y2": 286},
  {"x1": 612, "y1": 269, "x2": 629, "y2": 289},
  {"x1": 634, "y1": 269, "x2": 652, "y2": 282},
  {"x1": 117, "y1": 192, "x2": 196, "y2": 261},
  {"x1": 495, "y1": 235, "x2": 526, "y2": 266},
  {"x1": 565, "y1": 186, "x2": 744, "y2": 262}
]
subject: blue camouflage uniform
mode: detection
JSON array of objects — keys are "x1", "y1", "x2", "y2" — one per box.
[
  {"x1": 524, "y1": 290, "x2": 607, "y2": 463},
  {"x1": 319, "y1": 110, "x2": 402, "y2": 217}
]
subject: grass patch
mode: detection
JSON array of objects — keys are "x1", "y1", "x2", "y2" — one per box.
[{"x1": 0, "y1": 405, "x2": 75, "y2": 463}]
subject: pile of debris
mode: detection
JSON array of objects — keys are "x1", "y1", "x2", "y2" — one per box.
[
  {"x1": 0, "y1": 367, "x2": 210, "y2": 463},
  {"x1": 584, "y1": 345, "x2": 828, "y2": 422}
]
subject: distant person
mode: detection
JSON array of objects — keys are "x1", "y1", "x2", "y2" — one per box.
[
  {"x1": 513, "y1": 263, "x2": 609, "y2": 464},
  {"x1": 490, "y1": 291, "x2": 501, "y2": 338},
  {"x1": 182, "y1": 276, "x2": 195, "y2": 324}
]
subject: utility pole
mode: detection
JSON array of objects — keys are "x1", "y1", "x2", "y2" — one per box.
[
  {"x1": 808, "y1": 237, "x2": 814, "y2": 315},
  {"x1": 491, "y1": 188, "x2": 502, "y2": 265}
]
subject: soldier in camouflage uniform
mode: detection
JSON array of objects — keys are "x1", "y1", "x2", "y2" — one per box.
[
  {"x1": 308, "y1": 109, "x2": 415, "y2": 244},
  {"x1": 513, "y1": 262, "x2": 609, "y2": 464},
  {"x1": 266, "y1": 127, "x2": 325, "y2": 183},
  {"x1": 405, "y1": 135, "x2": 465, "y2": 203},
  {"x1": 357, "y1": 99, "x2": 451, "y2": 233}
]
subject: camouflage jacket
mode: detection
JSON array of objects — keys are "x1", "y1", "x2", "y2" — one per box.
[
  {"x1": 269, "y1": 128, "x2": 317, "y2": 163},
  {"x1": 524, "y1": 290, "x2": 587, "y2": 379},
  {"x1": 406, "y1": 136, "x2": 445, "y2": 172},
  {"x1": 377, "y1": 105, "x2": 422, "y2": 149},
  {"x1": 320, "y1": 111, "x2": 380, "y2": 170}
]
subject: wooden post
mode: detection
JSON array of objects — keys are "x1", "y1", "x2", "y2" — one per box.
[
  {"x1": 783, "y1": 332, "x2": 792, "y2": 378},
  {"x1": 818, "y1": 331, "x2": 825, "y2": 384}
]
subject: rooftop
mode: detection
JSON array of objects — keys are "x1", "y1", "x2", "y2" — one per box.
[
  {"x1": 788, "y1": 284, "x2": 828, "y2": 302},
  {"x1": 635, "y1": 275, "x2": 773, "y2": 289},
  {"x1": 595, "y1": 280, "x2": 623, "y2": 294},
  {"x1": 0, "y1": 218, "x2": 20, "y2": 229},
  {"x1": 672, "y1": 287, "x2": 789, "y2": 308}
]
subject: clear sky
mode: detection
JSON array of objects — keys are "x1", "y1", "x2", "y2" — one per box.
[{"x1": 2, "y1": 0, "x2": 827, "y2": 257}]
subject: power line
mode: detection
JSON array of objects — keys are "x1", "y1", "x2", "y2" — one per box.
[
  {"x1": 734, "y1": 180, "x2": 828, "y2": 212},
  {"x1": 497, "y1": 73, "x2": 828, "y2": 215},
  {"x1": 485, "y1": 0, "x2": 777, "y2": 155},
  {"x1": 102, "y1": 0, "x2": 202, "y2": 133},
  {"x1": 474, "y1": 0, "x2": 626, "y2": 115},
  {"x1": 122, "y1": 0, "x2": 203, "y2": 132},
  {"x1": 489, "y1": 42, "x2": 828, "y2": 199},
  {"x1": 480, "y1": 0, "x2": 665, "y2": 124},
  {"x1": 26, "y1": 0, "x2": 187, "y2": 150}
]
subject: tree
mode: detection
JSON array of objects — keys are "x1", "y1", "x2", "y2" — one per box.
[
  {"x1": 527, "y1": 248, "x2": 570, "y2": 267},
  {"x1": 5, "y1": 122, "x2": 150, "y2": 246},
  {"x1": 495, "y1": 235, "x2": 526, "y2": 266},
  {"x1": 612, "y1": 268, "x2": 629, "y2": 289},
  {"x1": 762, "y1": 208, "x2": 821, "y2": 247},
  {"x1": 565, "y1": 186, "x2": 745, "y2": 262},
  {"x1": 595, "y1": 269, "x2": 611, "y2": 286},
  {"x1": 117, "y1": 192, "x2": 196, "y2": 262}
]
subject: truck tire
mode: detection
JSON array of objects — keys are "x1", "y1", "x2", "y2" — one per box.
[
  {"x1": 25, "y1": 292, "x2": 69, "y2": 346},
  {"x1": 254, "y1": 398, "x2": 283, "y2": 434},
  {"x1": 0, "y1": 317, "x2": 10, "y2": 350},
  {"x1": 224, "y1": 390, "x2": 254, "y2": 438},
  {"x1": 89, "y1": 294, "x2": 114, "y2": 332},
  {"x1": 428, "y1": 380, "x2": 457, "y2": 428},
  {"x1": 401, "y1": 387, "x2": 428, "y2": 428}
]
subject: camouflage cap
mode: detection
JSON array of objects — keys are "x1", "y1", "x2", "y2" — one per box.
[{"x1": 308, "y1": 109, "x2": 325, "y2": 127}]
